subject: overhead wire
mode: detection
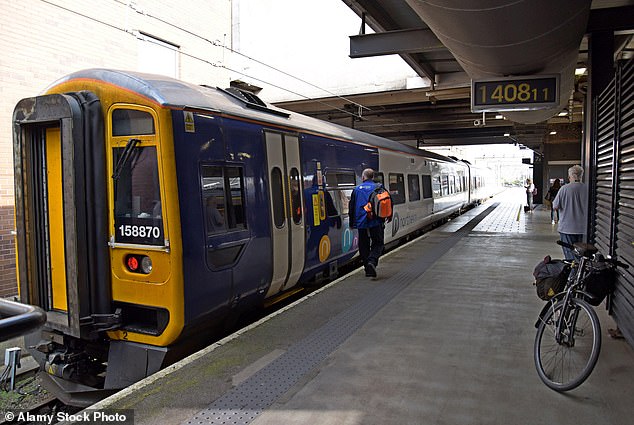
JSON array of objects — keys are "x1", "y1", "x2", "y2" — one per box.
[
  {"x1": 40, "y1": 0, "x2": 367, "y2": 119},
  {"x1": 114, "y1": 0, "x2": 370, "y2": 112}
]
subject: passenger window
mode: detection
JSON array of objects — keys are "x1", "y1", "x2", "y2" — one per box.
[
  {"x1": 336, "y1": 189, "x2": 352, "y2": 216},
  {"x1": 201, "y1": 166, "x2": 227, "y2": 235},
  {"x1": 324, "y1": 170, "x2": 355, "y2": 217},
  {"x1": 408, "y1": 174, "x2": 421, "y2": 202},
  {"x1": 324, "y1": 190, "x2": 339, "y2": 217},
  {"x1": 388, "y1": 173, "x2": 406, "y2": 205},
  {"x1": 422, "y1": 175, "x2": 433, "y2": 199},
  {"x1": 112, "y1": 109, "x2": 155, "y2": 136},
  {"x1": 442, "y1": 175, "x2": 449, "y2": 196},
  {"x1": 432, "y1": 176, "x2": 441, "y2": 197},
  {"x1": 375, "y1": 172, "x2": 384, "y2": 185},
  {"x1": 201, "y1": 165, "x2": 247, "y2": 235},
  {"x1": 325, "y1": 171, "x2": 356, "y2": 188},
  {"x1": 226, "y1": 167, "x2": 246, "y2": 230}
]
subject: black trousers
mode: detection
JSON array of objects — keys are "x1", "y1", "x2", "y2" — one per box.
[{"x1": 358, "y1": 225, "x2": 385, "y2": 269}]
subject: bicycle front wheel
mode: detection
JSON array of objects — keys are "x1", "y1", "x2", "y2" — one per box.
[{"x1": 534, "y1": 298, "x2": 601, "y2": 391}]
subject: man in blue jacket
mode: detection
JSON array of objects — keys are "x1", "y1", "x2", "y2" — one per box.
[{"x1": 349, "y1": 168, "x2": 387, "y2": 278}]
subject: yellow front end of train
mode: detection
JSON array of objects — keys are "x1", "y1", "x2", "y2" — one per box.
[
  {"x1": 13, "y1": 73, "x2": 190, "y2": 403},
  {"x1": 49, "y1": 79, "x2": 185, "y2": 347}
]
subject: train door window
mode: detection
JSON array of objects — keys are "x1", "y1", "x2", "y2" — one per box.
[
  {"x1": 271, "y1": 167, "x2": 285, "y2": 228},
  {"x1": 407, "y1": 174, "x2": 421, "y2": 202},
  {"x1": 422, "y1": 175, "x2": 433, "y2": 199},
  {"x1": 289, "y1": 168, "x2": 302, "y2": 224},
  {"x1": 201, "y1": 165, "x2": 247, "y2": 235},
  {"x1": 450, "y1": 175, "x2": 456, "y2": 194},
  {"x1": 432, "y1": 176, "x2": 441, "y2": 197},
  {"x1": 388, "y1": 173, "x2": 405, "y2": 205}
]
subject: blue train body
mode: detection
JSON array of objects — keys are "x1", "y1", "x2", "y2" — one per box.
[{"x1": 12, "y1": 69, "x2": 497, "y2": 405}]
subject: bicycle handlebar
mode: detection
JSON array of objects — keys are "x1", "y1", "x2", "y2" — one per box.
[
  {"x1": 606, "y1": 257, "x2": 630, "y2": 270},
  {"x1": 556, "y1": 240, "x2": 574, "y2": 249},
  {"x1": 555, "y1": 240, "x2": 629, "y2": 269}
]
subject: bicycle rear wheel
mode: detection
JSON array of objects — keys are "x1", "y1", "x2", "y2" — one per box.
[{"x1": 534, "y1": 298, "x2": 601, "y2": 391}]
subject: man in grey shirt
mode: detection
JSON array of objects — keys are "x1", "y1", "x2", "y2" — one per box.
[{"x1": 552, "y1": 165, "x2": 587, "y2": 260}]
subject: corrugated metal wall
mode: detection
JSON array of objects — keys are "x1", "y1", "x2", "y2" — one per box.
[{"x1": 590, "y1": 58, "x2": 634, "y2": 346}]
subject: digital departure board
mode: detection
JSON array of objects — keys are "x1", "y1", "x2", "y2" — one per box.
[{"x1": 471, "y1": 75, "x2": 560, "y2": 112}]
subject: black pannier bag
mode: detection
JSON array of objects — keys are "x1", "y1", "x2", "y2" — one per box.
[
  {"x1": 533, "y1": 256, "x2": 570, "y2": 300},
  {"x1": 583, "y1": 260, "x2": 616, "y2": 306}
]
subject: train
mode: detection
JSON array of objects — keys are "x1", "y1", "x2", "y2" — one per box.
[{"x1": 12, "y1": 69, "x2": 497, "y2": 406}]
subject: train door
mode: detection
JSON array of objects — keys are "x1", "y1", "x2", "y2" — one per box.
[{"x1": 264, "y1": 132, "x2": 305, "y2": 297}]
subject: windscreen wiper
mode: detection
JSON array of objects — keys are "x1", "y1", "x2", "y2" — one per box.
[{"x1": 112, "y1": 138, "x2": 140, "y2": 181}]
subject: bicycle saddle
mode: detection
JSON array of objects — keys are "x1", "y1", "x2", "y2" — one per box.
[{"x1": 573, "y1": 242, "x2": 598, "y2": 257}]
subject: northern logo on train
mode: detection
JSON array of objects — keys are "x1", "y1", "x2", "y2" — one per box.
[{"x1": 391, "y1": 212, "x2": 400, "y2": 237}]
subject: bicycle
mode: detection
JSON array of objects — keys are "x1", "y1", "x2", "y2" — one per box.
[{"x1": 533, "y1": 240, "x2": 628, "y2": 391}]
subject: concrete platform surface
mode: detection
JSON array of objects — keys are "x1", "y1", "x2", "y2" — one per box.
[{"x1": 83, "y1": 189, "x2": 634, "y2": 425}]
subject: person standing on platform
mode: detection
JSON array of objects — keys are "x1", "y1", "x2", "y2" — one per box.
[
  {"x1": 525, "y1": 178, "x2": 535, "y2": 212},
  {"x1": 349, "y1": 168, "x2": 387, "y2": 278},
  {"x1": 552, "y1": 165, "x2": 588, "y2": 260},
  {"x1": 546, "y1": 178, "x2": 561, "y2": 224}
]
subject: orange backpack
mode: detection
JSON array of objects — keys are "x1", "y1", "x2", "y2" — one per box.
[{"x1": 364, "y1": 186, "x2": 393, "y2": 220}]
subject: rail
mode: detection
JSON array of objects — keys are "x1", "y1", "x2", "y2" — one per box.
[{"x1": 0, "y1": 298, "x2": 46, "y2": 342}]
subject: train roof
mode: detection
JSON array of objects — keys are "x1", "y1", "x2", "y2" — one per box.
[{"x1": 49, "y1": 69, "x2": 456, "y2": 164}]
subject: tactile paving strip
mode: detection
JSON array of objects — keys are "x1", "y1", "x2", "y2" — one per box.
[
  {"x1": 183, "y1": 204, "x2": 498, "y2": 425},
  {"x1": 473, "y1": 202, "x2": 526, "y2": 233}
]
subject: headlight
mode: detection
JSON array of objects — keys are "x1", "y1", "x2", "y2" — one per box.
[{"x1": 125, "y1": 254, "x2": 152, "y2": 274}]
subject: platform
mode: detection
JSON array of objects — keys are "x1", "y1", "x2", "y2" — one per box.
[{"x1": 85, "y1": 188, "x2": 634, "y2": 425}]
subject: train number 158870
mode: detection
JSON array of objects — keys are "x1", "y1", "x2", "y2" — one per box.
[
  {"x1": 118, "y1": 224, "x2": 161, "y2": 239},
  {"x1": 115, "y1": 217, "x2": 164, "y2": 245}
]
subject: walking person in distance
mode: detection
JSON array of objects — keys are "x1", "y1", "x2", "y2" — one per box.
[
  {"x1": 349, "y1": 168, "x2": 390, "y2": 278},
  {"x1": 545, "y1": 178, "x2": 561, "y2": 224},
  {"x1": 525, "y1": 178, "x2": 536, "y2": 212}
]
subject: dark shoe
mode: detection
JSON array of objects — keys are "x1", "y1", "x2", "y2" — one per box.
[{"x1": 365, "y1": 263, "x2": 377, "y2": 278}]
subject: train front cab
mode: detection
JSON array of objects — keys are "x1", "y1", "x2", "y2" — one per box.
[{"x1": 13, "y1": 89, "x2": 185, "y2": 405}]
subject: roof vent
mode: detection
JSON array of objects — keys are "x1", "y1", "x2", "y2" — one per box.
[
  {"x1": 217, "y1": 86, "x2": 289, "y2": 118},
  {"x1": 225, "y1": 87, "x2": 267, "y2": 107}
]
